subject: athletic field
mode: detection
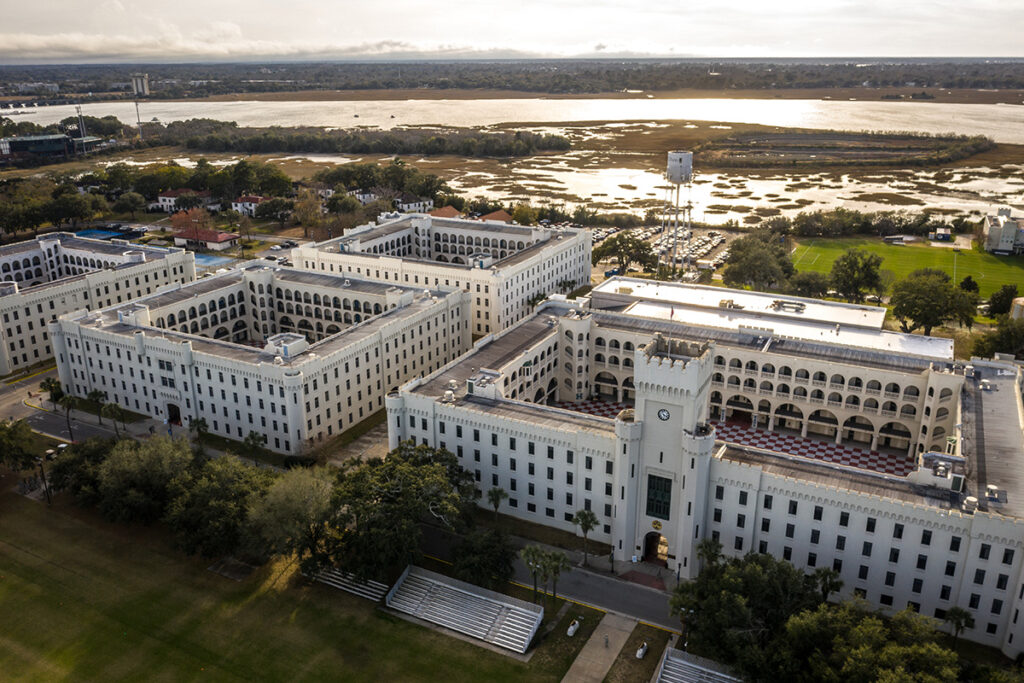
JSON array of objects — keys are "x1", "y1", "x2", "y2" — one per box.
[{"x1": 791, "y1": 239, "x2": 1024, "y2": 298}]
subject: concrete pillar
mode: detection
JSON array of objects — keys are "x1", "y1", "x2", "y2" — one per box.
[
  {"x1": 801, "y1": 421, "x2": 809, "y2": 438},
  {"x1": 835, "y1": 429, "x2": 843, "y2": 445},
  {"x1": 767, "y1": 416, "x2": 775, "y2": 431},
  {"x1": 870, "y1": 433, "x2": 879, "y2": 451}
]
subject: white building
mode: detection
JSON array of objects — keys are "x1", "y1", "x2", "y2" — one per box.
[
  {"x1": 292, "y1": 213, "x2": 591, "y2": 336},
  {"x1": 153, "y1": 189, "x2": 216, "y2": 214},
  {"x1": 386, "y1": 277, "x2": 1024, "y2": 656},
  {"x1": 232, "y1": 195, "x2": 266, "y2": 218},
  {"x1": 395, "y1": 192, "x2": 434, "y2": 213},
  {"x1": 172, "y1": 228, "x2": 240, "y2": 252},
  {"x1": 0, "y1": 233, "x2": 195, "y2": 375},
  {"x1": 984, "y1": 208, "x2": 1024, "y2": 255},
  {"x1": 51, "y1": 264, "x2": 471, "y2": 454}
]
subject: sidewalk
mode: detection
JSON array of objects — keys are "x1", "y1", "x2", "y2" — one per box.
[{"x1": 561, "y1": 612, "x2": 636, "y2": 683}]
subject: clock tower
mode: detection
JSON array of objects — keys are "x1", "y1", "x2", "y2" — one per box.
[{"x1": 613, "y1": 333, "x2": 716, "y2": 579}]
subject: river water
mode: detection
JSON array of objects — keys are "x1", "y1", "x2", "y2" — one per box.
[{"x1": 14, "y1": 97, "x2": 1024, "y2": 143}]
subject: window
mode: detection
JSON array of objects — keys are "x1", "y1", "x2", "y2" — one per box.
[
  {"x1": 969, "y1": 594, "x2": 980, "y2": 609},
  {"x1": 885, "y1": 571, "x2": 895, "y2": 587},
  {"x1": 763, "y1": 494, "x2": 773, "y2": 510},
  {"x1": 715, "y1": 485, "x2": 723, "y2": 500},
  {"x1": 788, "y1": 500, "x2": 798, "y2": 515},
  {"x1": 945, "y1": 560, "x2": 956, "y2": 577},
  {"x1": 893, "y1": 523, "x2": 904, "y2": 540},
  {"x1": 997, "y1": 574, "x2": 1009, "y2": 591},
  {"x1": 836, "y1": 535, "x2": 846, "y2": 551},
  {"x1": 813, "y1": 505, "x2": 823, "y2": 521},
  {"x1": 916, "y1": 554, "x2": 928, "y2": 570},
  {"x1": 993, "y1": 599, "x2": 1004, "y2": 615},
  {"x1": 734, "y1": 537, "x2": 743, "y2": 551},
  {"x1": 858, "y1": 565, "x2": 869, "y2": 580},
  {"x1": 785, "y1": 523, "x2": 795, "y2": 539},
  {"x1": 889, "y1": 548, "x2": 900, "y2": 563},
  {"x1": 1003, "y1": 548, "x2": 1015, "y2": 565},
  {"x1": 761, "y1": 518, "x2": 771, "y2": 533},
  {"x1": 986, "y1": 623, "x2": 998, "y2": 635},
  {"x1": 880, "y1": 594, "x2": 893, "y2": 606},
  {"x1": 783, "y1": 546, "x2": 792, "y2": 561},
  {"x1": 866, "y1": 517, "x2": 876, "y2": 533},
  {"x1": 739, "y1": 491, "x2": 748, "y2": 506},
  {"x1": 807, "y1": 552, "x2": 817, "y2": 567},
  {"x1": 646, "y1": 474, "x2": 671, "y2": 520},
  {"x1": 810, "y1": 529, "x2": 820, "y2": 545},
  {"x1": 713, "y1": 508, "x2": 722, "y2": 523},
  {"x1": 862, "y1": 541, "x2": 873, "y2": 557},
  {"x1": 921, "y1": 529, "x2": 932, "y2": 546},
  {"x1": 940, "y1": 585, "x2": 951, "y2": 601},
  {"x1": 833, "y1": 559, "x2": 843, "y2": 572},
  {"x1": 736, "y1": 514, "x2": 746, "y2": 529},
  {"x1": 980, "y1": 543, "x2": 991, "y2": 561},
  {"x1": 839, "y1": 511, "x2": 849, "y2": 527},
  {"x1": 950, "y1": 536, "x2": 961, "y2": 552},
  {"x1": 912, "y1": 578, "x2": 923, "y2": 594},
  {"x1": 975, "y1": 569, "x2": 986, "y2": 585}
]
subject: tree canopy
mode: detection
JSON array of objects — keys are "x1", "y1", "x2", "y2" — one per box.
[
  {"x1": 890, "y1": 268, "x2": 978, "y2": 335},
  {"x1": 829, "y1": 248, "x2": 884, "y2": 303},
  {"x1": 721, "y1": 230, "x2": 794, "y2": 291}
]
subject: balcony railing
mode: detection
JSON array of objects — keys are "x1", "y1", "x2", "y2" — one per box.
[{"x1": 812, "y1": 380, "x2": 826, "y2": 388}]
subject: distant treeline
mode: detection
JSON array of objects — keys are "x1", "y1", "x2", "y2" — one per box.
[
  {"x1": 148, "y1": 119, "x2": 570, "y2": 157},
  {"x1": 756, "y1": 208, "x2": 976, "y2": 238},
  {"x1": 698, "y1": 131, "x2": 997, "y2": 168},
  {"x1": 4, "y1": 60, "x2": 1024, "y2": 100}
]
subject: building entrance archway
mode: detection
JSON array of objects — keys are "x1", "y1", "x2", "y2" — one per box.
[
  {"x1": 643, "y1": 531, "x2": 668, "y2": 566},
  {"x1": 167, "y1": 403, "x2": 182, "y2": 426}
]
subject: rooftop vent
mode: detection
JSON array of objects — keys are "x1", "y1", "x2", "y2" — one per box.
[
  {"x1": 442, "y1": 390, "x2": 455, "y2": 403},
  {"x1": 962, "y1": 496, "x2": 979, "y2": 513}
]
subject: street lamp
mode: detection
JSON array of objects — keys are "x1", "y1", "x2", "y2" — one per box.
[
  {"x1": 36, "y1": 450, "x2": 53, "y2": 506},
  {"x1": 953, "y1": 248, "x2": 960, "y2": 284}
]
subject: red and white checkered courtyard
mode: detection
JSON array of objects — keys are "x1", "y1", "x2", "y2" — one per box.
[{"x1": 553, "y1": 399, "x2": 914, "y2": 477}]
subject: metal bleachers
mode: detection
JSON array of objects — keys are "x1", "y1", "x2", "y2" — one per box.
[
  {"x1": 310, "y1": 567, "x2": 390, "y2": 602},
  {"x1": 657, "y1": 648, "x2": 743, "y2": 683},
  {"x1": 385, "y1": 566, "x2": 543, "y2": 654}
]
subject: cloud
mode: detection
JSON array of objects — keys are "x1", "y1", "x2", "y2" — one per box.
[{"x1": 594, "y1": 43, "x2": 607, "y2": 52}]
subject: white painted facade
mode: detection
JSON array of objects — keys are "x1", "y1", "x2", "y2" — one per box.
[
  {"x1": 386, "y1": 285, "x2": 1024, "y2": 656},
  {"x1": 0, "y1": 233, "x2": 195, "y2": 375},
  {"x1": 292, "y1": 214, "x2": 591, "y2": 335},
  {"x1": 984, "y1": 208, "x2": 1024, "y2": 255},
  {"x1": 51, "y1": 265, "x2": 471, "y2": 455}
]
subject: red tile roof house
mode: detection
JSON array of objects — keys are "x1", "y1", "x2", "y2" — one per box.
[
  {"x1": 153, "y1": 189, "x2": 217, "y2": 213},
  {"x1": 428, "y1": 205, "x2": 462, "y2": 218},
  {"x1": 231, "y1": 195, "x2": 266, "y2": 218},
  {"x1": 479, "y1": 209, "x2": 513, "y2": 224},
  {"x1": 172, "y1": 228, "x2": 240, "y2": 252}
]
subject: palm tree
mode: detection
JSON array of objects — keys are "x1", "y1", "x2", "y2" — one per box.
[
  {"x1": 57, "y1": 394, "x2": 78, "y2": 441},
  {"x1": 696, "y1": 538, "x2": 723, "y2": 567},
  {"x1": 542, "y1": 550, "x2": 572, "y2": 602},
  {"x1": 243, "y1": 431, "x2": 265, "y2": 466},
  {"x1": 944, "y1": 606, "x2": 973, "y2": 651},
  {"x1": 520, "y1": 545, "x2": 546, "y2": 603},
  {"x1": 40, "y1": 376, "x2": 63, "y2": 410},
  {"x1": 86, "y1": 389, "x2": 106, "y2": 425},
  {"x1": 487, "y1": 486, "x2": 508, "y2": 522},
  {"x1": 101, "y1": 403, "x2": 123, "y2": 438},
  {"x1": 189, "y1": 417, "x2": 209, "y2": 454},
  {"x1": 813, "y1": 567, "x2": 843, "y2": 603},
  {"x1": 571, "y1": 509, "x2": 599, "y2": 567}
]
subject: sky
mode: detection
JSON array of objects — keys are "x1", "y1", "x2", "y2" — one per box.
[{"x1": 1, "y1": 0, "x2": 1022, "y2": 63}]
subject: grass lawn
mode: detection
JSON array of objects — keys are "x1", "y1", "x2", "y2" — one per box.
[
  {"x1": 603, "y1": 623, "x2": 674, "y2": 683},
  {"x1": 0, "y1": 489, "x2": 598, "y2": 682},
  {"x1": 475, "y1": 508, "x2": 613, "y2": 558},
  {"x1": 791, "y1": 238, "x2": 1024, "y2": 298}
]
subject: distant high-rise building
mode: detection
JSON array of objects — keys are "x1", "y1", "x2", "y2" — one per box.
[{"x1": 130, "y1": 73, "x2": 149, "y2": 97}]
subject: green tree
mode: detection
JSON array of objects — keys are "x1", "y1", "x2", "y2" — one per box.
[
  {"x1": 959, "y1": 275, "x2": 980, "y2": 293},
  {"x1": 943, "y1": 606, "x2": 973, "y2": 651},
  {"x1": 292, "y1": 188, "x2": 322, "y2": 238},
  {"x1": 571, "y1": 508, "x2": 599, "y2": 567},
  {"x1": 591, "y1": 232, "x2": 656, "y2": 272},
  {"x1": 973, "y1": 317, "x2": 1024, "y2": 360},
  {"x1": 86, "y1": 389, "x2": 106, "y2": 425},
  {"x1": 242, "y1": 431, "x2": 266, "y2": 467},
  {"x1": 246, "y1": 466, "x2": 336, "y2": 566},
  {"x1": 0, "y1": 418, "x2": 36, "y2": 472},
  {"x1": 96, "y1": 437, "x2": 194, "y2": 524},
  {"x1": 58, "y1": 393, "x2": 78, "y2": 441},
  {"x1": 541, "y1": 549, "x2": 572, "y2": 601},
  {"x1": 669, "y1": 550, "x2": 819, "y2": 676},
  {"x1": 487, "y1": 486, "x2": 509, "y2": 521},
  {"x1": 175, "y1": 192, "x2": 205, "y2": 211},
  {"x1": 722, "y1": 232, "x2": 793, "y2": 292},
  {"x1": 165, "y1": 456, "x2": 276, "y2": 558},
  {"x1": 520, "y1": 545, "x2": 546, "y2": 602},
  {"x1": 48, "y1": 437, "x2": 117, "y2": 506},
  {"x1": 112, "y1": 191, "x2": 146, "y2": 219},
  {"x1": 830, "y1": 248, "x2": 884, "y2": 303},
  {"x1": 45, "y1": 192, "x2": 92, "y2": 228},
  {"x1": 788, "y1": 270, "x2": 831, "y2": 299},
  {"x1": 40, "y1": 376, "x2": 63, "y2": 410},
  {"x1": 100, "y1": 403, "x2": 124, "y2": 438},
  {"x1": 812, "y1": 566, "x2": 843, "y2": 603},
  {"x1": 891, "y1": 268, "x2": 977, "y2": 335},
  {"x1": 326, "y1": 193, "x2": 361, "y2": 215},
  {"x1": 255, "y1": 197, "x2": 294, "y2": 229},
  {"x1": 511, "y1": 203, "x2": 538, "y2": 225},
  {"x1": 988, "y1": 284, "x2": 1019, "y2": 316},
  {"x1": 783, "y1": 601, "x2": 958, "y2": 682},
  {"x1": 189, "y1": 417, "x2": 209, "y2": 455},
  {"x1": 451, "y1": 529, "x2": 516, "y2": 590}
]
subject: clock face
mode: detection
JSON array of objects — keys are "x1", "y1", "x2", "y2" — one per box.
[{"x1": 657, "y1": 409, "x2": 670, "y2": 421}]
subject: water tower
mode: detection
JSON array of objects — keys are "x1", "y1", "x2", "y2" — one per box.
[{"x1": 662, "y1": 151, "x2": 694, "y2": 277}]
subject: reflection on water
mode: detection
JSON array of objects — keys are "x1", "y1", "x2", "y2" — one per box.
[{"x1": 17, "y1": 97, "x2": 1024, "y2": 142}]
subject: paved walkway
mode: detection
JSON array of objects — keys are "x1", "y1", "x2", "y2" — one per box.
[{"x1": 561, "y1": 612, "x2": 636, "y2": 683}]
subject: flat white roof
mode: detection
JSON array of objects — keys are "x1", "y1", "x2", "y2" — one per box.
[
  {"x1": 595, "y1": 277, "x2": 886, "y2": 329},
  {"x1": 595, "y1": 278, "x2": 953, "y2": 360}
]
